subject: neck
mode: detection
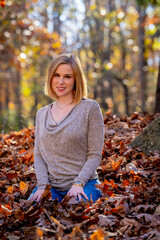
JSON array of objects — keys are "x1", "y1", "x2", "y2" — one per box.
[
  {"x1": 55, "y1": 99, "x2": 74, "y2": 110},
  {"x1": 56, "y1": 95, "x2": 74, "y2": 105}
]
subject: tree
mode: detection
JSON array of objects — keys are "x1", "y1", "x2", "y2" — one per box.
[
  {"x1": 0, "y1": 0, "x2": 61, "y2": 131},
  {"x1": 137, "y1": 4, "x2": 147, "y2": 111},
  {"x1": 136, "y1": 0, "x2": 160, "y2": 113},
  {"x1": 154, "y1": 62, "x2": 160, "y2": 112}
]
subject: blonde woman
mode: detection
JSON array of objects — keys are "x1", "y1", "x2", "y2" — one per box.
[{"x1": 29, "y1": 53, "x2": 104, "y2": 203}]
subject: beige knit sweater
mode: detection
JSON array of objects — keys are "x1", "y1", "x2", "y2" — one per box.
[{"x1": 34, "y1": 98, "x2": 104, "y2": 191}]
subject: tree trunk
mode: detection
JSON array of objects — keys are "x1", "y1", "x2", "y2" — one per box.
[
  {"x1": 154, "y1": 62, "x2": 160, "y2": 113},
  {"x1": 43, "y1": 0, "x2": 49, "y2": 28},
  {"x1": 53, "y1": 0, "x2": 63, "y2": 34},
  {"x1": 138, "y1": 5, "x2": 147, "y2": 111},
  {"x1": 15, "y1": 68, "x2": 23, "y2": 129},
  {"x1": 114, "y1": 75, "x2": 129, "y2": 115},
  {"x1": 129, "y1": 115, "x2": 160, "y2": 155}
]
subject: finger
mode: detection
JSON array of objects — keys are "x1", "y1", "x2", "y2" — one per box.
[
  {"x1": 81, "y1": 192, "x2": 88, "y2": 200},
  {"x1": 67, "y1": 192, "x2": 71, "y2": 197},
  {"x1": 30, "y1": 195, "x2": 37, "y2": 201},
  {"x1": 37, "y1": 197, "x2": 41, "y2": 202},
  {"x1": 33, "y1": 194, "x2": 40, "y2": 202},
  {"x1": 78, "y1": 193, "x2": 81, "y2": 201}
]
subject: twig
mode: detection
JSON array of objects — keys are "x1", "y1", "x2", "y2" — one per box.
[
  {"x1": 66, "y1": 218, "x2": 90, "y2": 231},
  {"x1": 43, "y1": 208, "x2": 66, "y2": 230},
  {"x1": 77, "y1": 218, "x2": 90, "y2": 228},
  {"x1": 43, "y1": 208, "x2": 54, "y2": 224},
  {"x1": 50, "y1": 215, "x2": 66, "y2": 230},
  {"x1": 39, "y1": 227, "x2": 56, "y2": 233},
  {"x1": 127, "y1": 97, "x2": 146, "y2": 113}
]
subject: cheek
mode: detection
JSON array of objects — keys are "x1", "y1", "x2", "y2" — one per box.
[{"x1": 51, "y1": 78, "x2": 56, "y2": 88}]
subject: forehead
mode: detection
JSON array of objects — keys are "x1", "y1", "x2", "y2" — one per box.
[{"x1": 55, "y1": 64, "x2": 73, "y2": 74}]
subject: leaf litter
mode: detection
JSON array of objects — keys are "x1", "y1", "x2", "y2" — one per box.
[{"x1": 0, "y1": 112, "x2": 160, "y2": 239}]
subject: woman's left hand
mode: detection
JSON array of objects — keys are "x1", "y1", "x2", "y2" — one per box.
[{"x1": 67, "y1": 184, "x2": 88, "y2": 201}]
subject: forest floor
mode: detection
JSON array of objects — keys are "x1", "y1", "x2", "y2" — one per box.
[{"x1": 0, "y1": 112, "x2": 160, "y2": 240}]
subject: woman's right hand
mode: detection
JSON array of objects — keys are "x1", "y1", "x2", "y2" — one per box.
[{"x1": 29, "y1": 189, "x2": 45, "y2": 202}]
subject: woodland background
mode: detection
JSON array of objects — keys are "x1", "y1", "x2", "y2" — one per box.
[
  {"x1": 0, "y1": 1, "x2": 160, "y2": 239},
  {"x1": 0, "y1": 0, "x2": 160, "y2": 132}
]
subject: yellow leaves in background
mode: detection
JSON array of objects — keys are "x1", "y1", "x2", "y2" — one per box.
[
  {"x1": 52, "y1": 41, "x2": 61, "y2": 49},
  {"x1": 8, "y1": 101, "x2": 15, "y2": 111},
  {"x1": 153, "y1": 39, "x2": 160, "y2": 50},
  {"x1": 21, "y1": 82, "x2": 31, "y2": 97},
  {"x1": 104, "y1": 62, "x2": 113, "y2": 70},
  {"x1": 51, "y1": 32, "x2": 59, "y2": 39},
  {"x1": 88, "y1": 50, "x2": 94, "y2": 58},
  {"x1": 80, "y1": 49, "x2": 86, "y2": 62},
  {"x1": 125, "y1": 6, "x2": 139, "y2": 29},
  {"x1": 89, "y1": 4, "x2": 96, "y2": 11},
  {"x1": 110, "y1": 48, "x2": 121, "y2": 68}
]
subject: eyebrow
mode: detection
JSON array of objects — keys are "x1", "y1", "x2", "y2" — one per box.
[{"x1": 55, "y1": 72, "x2": 73, "y2": 76}]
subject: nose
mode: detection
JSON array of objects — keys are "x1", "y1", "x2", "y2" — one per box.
[{"x1": 59, "y1": 77, "x2": 64, "y2": 84}]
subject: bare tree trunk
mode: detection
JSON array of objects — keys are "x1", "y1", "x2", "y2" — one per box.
[
  {"x1": 138, "y1": 5, "x2": 147, "y2": 111},
  {"x1": 121, "y1": 39, "x2": 129, "y2": 115},
  {"x1": 44, "y1": 0, "x2": 49, "y2": 28},
  {"x1": 15, "y1": 68, "x2": 23, "y2": 129},
  {"x1": 53, "y1": 0, "x2": 63, "y2": 34},
  {"x1": 113, "y1": 75, "x2": 129, "y2": 114},
  {"x1": 4, "y1": 77, "x2": 9, "y2": 110},
  {"x1": 154, "y1": 62, "x2": 160, "y2": 113}
]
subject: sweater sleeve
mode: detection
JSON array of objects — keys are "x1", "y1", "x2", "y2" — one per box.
[
  {"x1": 74, "y1": 102, "x2": 104, "y2": 186},
  {"x1": 34, "y1": 110, "x2": 49, "y2": 189}
]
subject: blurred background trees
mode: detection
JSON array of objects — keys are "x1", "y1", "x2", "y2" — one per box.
[{"x1": 0, "y1": 0, "x2": 159, "y2": 132}]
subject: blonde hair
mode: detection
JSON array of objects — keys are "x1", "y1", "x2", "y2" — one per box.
[{"x1": 44, "y1": 53, "x2": 88, "y2": 103}]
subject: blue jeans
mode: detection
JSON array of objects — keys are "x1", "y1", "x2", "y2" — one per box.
[{"x1": 28, "y1": 179, "x2": 102, "y2": 203}]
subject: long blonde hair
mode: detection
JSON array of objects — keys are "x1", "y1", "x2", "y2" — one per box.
[{"x1": 44, "y1": 53, "x2": 88, "y2": 103}]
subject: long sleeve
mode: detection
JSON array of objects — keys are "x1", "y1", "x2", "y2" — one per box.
[
  {"x1": 34, "y1": 110, "x2": 49, "y2": 189},
  {"x1": 33, "y1": 99, "x2": 104, "y2": 192},
  {"x1": 74, "y1": 103, "x2": 104, "y2": 186}
]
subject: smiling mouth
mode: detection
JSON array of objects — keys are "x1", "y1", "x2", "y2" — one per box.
[{"x1": 57, "y1": 87, "x2": 66, "y2": 91}]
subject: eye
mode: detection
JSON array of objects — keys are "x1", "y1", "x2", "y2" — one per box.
[{"x1": 54, "y1": 73, "x2": 59, "y2": 77}]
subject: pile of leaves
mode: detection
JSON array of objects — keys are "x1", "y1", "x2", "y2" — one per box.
[{"x1": 0, "y1": 112, "x2": 160, "y2": 240}]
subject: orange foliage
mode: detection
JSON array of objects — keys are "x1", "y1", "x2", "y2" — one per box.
[
  {"x1": 20, "y1": 181, "x2": 28, "y2": 195},
  {"x1": 0, "y1": 0, "x2": 5, "y2": 8},
  {"x1": 0, "y1": 113, "x2": 160, "y2": 239},
  {"x1": 90, "y1": 228, "x2": 105, "y2": 240}
]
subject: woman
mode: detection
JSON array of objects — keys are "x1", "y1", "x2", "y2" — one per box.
[{"x1": 29, "y1": 53, "x2": 104, "y2": 203}]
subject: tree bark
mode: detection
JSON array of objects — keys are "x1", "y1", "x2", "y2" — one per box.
[
  {"x1": 129, "y1": 115, "x2": 160, "y2": 154},
  {"x1": 138, "y1": 5, "x2": 147, "y2": 111},
  {"x1": 15, "y1": 68, "x2": 23, "y2": 129},
  {"x1": 114, "y1": 75, "x2": 129, "y2": 115},
  {"x1": 53, "y1": 0, "x2": 63, "y2": 34},
  {"x1": 154, "y1": 62, "x2": 160, "y2": 113}
]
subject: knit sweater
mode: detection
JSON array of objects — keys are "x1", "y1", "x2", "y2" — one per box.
[{"x1": 34, "y1": 98, "x2": 104, "y2": 191}]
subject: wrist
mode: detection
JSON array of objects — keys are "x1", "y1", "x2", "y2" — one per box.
[{"x1": 73, "y1": 181, "x2": 83, "y2": 187}]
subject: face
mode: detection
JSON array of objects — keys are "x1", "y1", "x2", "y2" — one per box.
[{"x1": 51, "y1": 64, "x2": 75, "y2": 99}]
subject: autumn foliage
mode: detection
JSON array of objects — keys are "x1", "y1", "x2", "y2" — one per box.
[{"x1": 0, "y1": 112, "x2": 160, "y2": 239}]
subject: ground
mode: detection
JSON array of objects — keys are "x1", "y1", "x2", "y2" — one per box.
[{"x1": 0, "y1": 112, "x2": 160, "y2": 239}]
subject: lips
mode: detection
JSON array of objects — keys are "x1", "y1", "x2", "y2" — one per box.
[{"x1": 57, "y1": 87, "x2": 66, "y2": 91}]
